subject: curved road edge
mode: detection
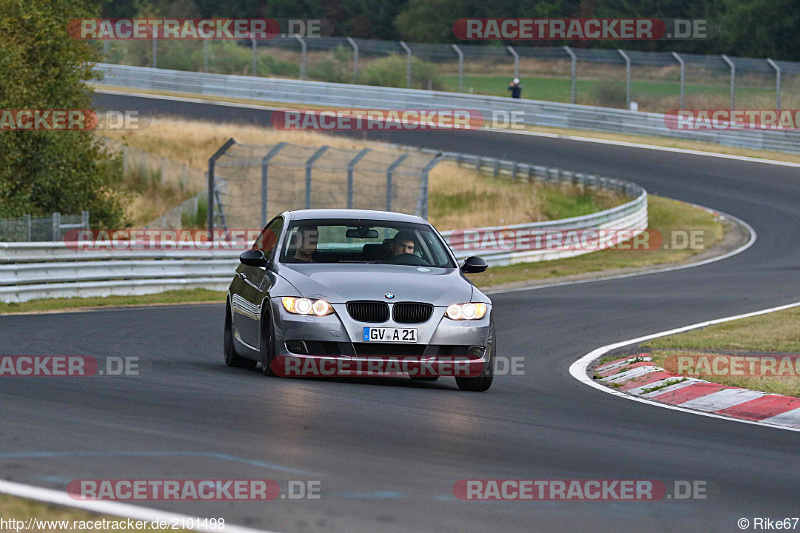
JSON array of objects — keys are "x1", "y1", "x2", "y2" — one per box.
[{"x1": 569, "y1": 301, "x2": 800, "y2": 433}]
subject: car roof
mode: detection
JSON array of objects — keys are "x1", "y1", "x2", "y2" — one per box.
[{"x1": 283, "y1": 209, "x2": 426, "y2": 224}]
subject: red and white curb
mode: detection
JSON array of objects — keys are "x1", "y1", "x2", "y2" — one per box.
[
  {"x1": 570, "y1": 301, "x2": 800, "y2": 433},
  {"x1": 594, "y1": 354, "x2": 800, "y2": 429}
]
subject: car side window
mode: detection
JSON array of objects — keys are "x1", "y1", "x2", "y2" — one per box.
[{"x1": 252, "y1": 216, "x2": 284, "y2": 260}]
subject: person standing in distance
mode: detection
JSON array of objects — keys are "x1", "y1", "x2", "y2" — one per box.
[{"x1": 508, "y1": 78, "x2": 522, "y2": 99}]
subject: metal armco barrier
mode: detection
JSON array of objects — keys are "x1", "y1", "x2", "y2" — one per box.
[
  {"x1": 0, "y1": 153, "x2": 646, "y2": 303},
  {"x1": 96, "y1": 64, "x2": 800, "y2": 154}
]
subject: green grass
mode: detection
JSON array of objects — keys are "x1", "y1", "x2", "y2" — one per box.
[
  {"x1": 441, "y1": 74, "x2": 786, "y2": 111},
  {"x1": 644, "y1": 306, "x2": 800, "y2": 397},
  {"x1": 444, "y1": 75, "x2": 744, "y2": 99},
  {"x1": 467, "y1": 194, "x2": 725, "y2": 289},
  {"x1": 0, "y1": 289, "x2": 225, "y2": 315},
  {"x1": 0, "y1": 493, "x2": 189, "y2": 532},
  {"x1": 644, "y1": 306, "x2": 800, "y2": 353}
]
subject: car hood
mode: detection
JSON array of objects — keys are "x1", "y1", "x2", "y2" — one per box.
[{"x1": 276, "y1": 263, "x2": 474, "y2": 305}]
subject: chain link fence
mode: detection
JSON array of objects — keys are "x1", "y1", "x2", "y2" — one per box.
[
  {"x1": 100, "y1": 38, "x2": 800, "y2": 112},
  {"x1": 208, "y1": 140, "x2": 441, "y2": 232},
  {"x1": 0, "y1": 212, "x2": 90, "y2": 242}
]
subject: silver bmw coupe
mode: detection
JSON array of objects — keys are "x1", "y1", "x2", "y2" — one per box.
[{"x1": 224, "y1": 209, "x2": 495, "y2": 391}]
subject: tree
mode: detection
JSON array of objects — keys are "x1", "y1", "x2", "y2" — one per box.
[{"x1": 0, "y1": 0, "x2": 124, "y2": 226}]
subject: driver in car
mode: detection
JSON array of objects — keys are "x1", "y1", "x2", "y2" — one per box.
[
  {"x1": 292, "y1": 224, "x2": 319, "y2": 262},
  {"x1": 390, "y1": 230, "x2": 416, "y2": 258}
]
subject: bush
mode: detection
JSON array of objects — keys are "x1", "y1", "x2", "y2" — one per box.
[
  {"x1": 0, "y1": 0, "x2": 126, "y2": 228},
  {"x1": 359, "y1": 55, "x2": 444, "y2": 90},
  {"x1": 589, "y1": 80, "x2": 628, "y2": 109},
  {"x1": 309, "y1": 47, "x2": 353, "y2": 83}
]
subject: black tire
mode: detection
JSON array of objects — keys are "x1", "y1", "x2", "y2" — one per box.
[
  {"x1": 224, "y1": 302, "x2": 257, "y2": 369},
  {"x1": 260, "y1": 306, "x2": 278, "y2": 377},
  {"x1": 455, "y1": 319, "x2": 495, "y2": 392}
]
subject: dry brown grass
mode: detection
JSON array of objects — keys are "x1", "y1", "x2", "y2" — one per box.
[{"x1": 104, "y1": 117, "x2": 377, "y2": 170}]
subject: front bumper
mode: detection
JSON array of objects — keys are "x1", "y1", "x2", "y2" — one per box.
[{"x1": 269, "y1": 298, "x2": 491, "y2": 377}]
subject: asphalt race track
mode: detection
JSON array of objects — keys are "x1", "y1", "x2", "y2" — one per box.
[{"x1": 0, "y1": 92, "x2": 797, "y2": 532}]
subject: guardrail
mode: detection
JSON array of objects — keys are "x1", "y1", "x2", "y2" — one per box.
[
  {"x1": 0, "y1": 153, "x2": 646, "y2": 303},
  {"x1": 97, "y1": 63, "x2": 800, "y2": 154}
]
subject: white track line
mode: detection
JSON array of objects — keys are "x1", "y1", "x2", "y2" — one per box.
[
  {"x1": 569, "y1": 301, "x2": 800, "y2": 433},
  {"x1": 95, "y1": 88, "x2": 800, "y2": 168},
  {"x1": 0, "y1": 480, "x2": 278, "y2": 533}
]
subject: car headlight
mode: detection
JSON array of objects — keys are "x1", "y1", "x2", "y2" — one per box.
[
  {"x1": 445, "y1": 302, "x2": 487, "y2": 320},
  {"x1": 282, "y1": 297, "x2": 334, "y2": 316}
]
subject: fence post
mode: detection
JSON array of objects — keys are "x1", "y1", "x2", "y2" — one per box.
[
  {"x1": 767, "y1": 58, "x2": 781, "y2": 110},
  {"x1": 260, "y1": 142, "x2": 288, "y2": 227},
  {"x1": 152, "y1": 38, "x2": 157, "y2": 68},
  {"x1": 251, "y1": 37, "x2": 257, "y2": 76},
  {"x1": 507, "y1": 46, "x2": 519, "y2": 78},
  {"x1": 52, "y1": 213, "x2": 60, "y2": 241},
  {"x1": 82, "y1": 211, "x2": 90, "y2": 231},
  {"x1": 295, "y1": 35, "x2": 307, "y2": 80},
  {"x1": 418, "y1": 154, "x2": 442, "y2": 219},
  {"x1": 386, "y1": 154, "x2": 410, "y2": 212},
  {"x1": 347, "y1": 148, "x2": 371, "y2": 209},
  {"x1": 722, "y1": 55, "x2": 735, "y2": 110},
  {"x1": 563, "y1": 46, "x2": 576, "y2": 104},
  {"x1": 103, "y1": 40, "x2": 109, "y2": 59},
  {"x1": 672, "y1": 52, "x2": 685, "y2": 110},
  {"x1": 451, "y1": 44, "x2": 464, "y2": 93},
  {"x1": 399, "y1": 41, "x2": 412, "y2": 88},
  {"x1": 618, "y1": 49, "x2": 631, "y2": 110},
  {"x1": 203, "y1": 40, "x2": 209, "y2": 72},
  {"x1": 346, "y1": 37, "x2": 359, "y2": 82},
  {"x1": 305, "y1": 146, "x2": 330, "y2": 209},
  {"x1": 207, "y1": 138, "x2": 237, "y2": 238},
  {"x1": 122, "y1": 146, "x2": 129, "y2": 174},
  {"x1": 24, "y1": 214, "x2": 31, "y2": 241}
]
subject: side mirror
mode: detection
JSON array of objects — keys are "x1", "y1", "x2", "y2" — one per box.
[
  {"x1": 240, "y1": 249, "x2": 269, "y2": 268},
  {"x1": 461, "y1": 256, "x2": 488, "y2": 274}
]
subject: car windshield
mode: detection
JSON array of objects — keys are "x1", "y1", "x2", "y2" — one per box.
[{"x1": 279, "y1": 219, "x2": 455, "y2": 268}]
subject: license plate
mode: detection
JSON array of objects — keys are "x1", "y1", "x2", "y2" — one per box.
[{"x1": 362, "y1": 327, "x2": 418, "y2": 343}]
